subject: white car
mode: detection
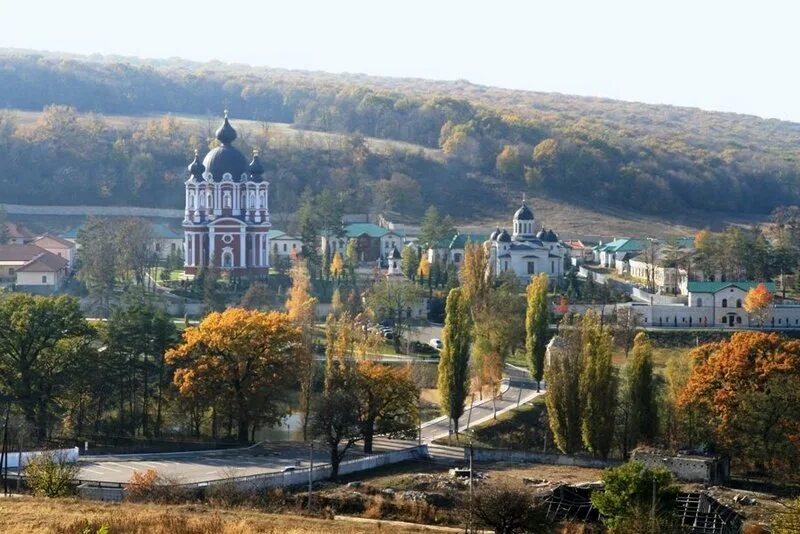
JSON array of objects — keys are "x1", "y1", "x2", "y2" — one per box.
[{"x1": 429, "y1": 338, "x2": 443, "y2": 350}]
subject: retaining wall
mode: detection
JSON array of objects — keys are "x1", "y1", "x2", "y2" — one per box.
[{"x1": 468, "y1": 447, "x2": 620, "y2": 469}]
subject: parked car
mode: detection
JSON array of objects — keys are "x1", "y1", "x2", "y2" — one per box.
[{"x1": 429, "y1": 338, "x2": 443, "y2": 350}]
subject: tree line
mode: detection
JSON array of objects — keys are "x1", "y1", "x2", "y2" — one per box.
[{"x1": 3, "y1": 51, "x2": 800, "y2": 218}]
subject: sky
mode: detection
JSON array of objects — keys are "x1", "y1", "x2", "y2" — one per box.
[{"x1": 1, "y1": 0, "x2": 798, "y2": 121}]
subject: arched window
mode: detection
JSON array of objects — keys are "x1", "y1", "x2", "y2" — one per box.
[
  {"x1": 199, "y1": 193, "x2": 205, "y2": 208},
  {"x1": 223, "y1": 191, "x2": 232, "y2": 209},
  {"x1": 736, "y1": 299, "x2": 742, "y2": 308},
  {"x1": 249, "y1": 192, "x2": 256, "y2": 209},
  {"x1": 188, "y1": 192, "x2": 196, "y2": 209},
  {"x1": 206, "y1": 193, "x2": 213, "y2": 209},
  {"x1": 240, "y1": 192, "x2": 246, "y2": 209},
  {"x1": 222, "y1": 251, "x2": 233, "y2": 269},
  {"x1": 259, "y1": 192, "x2": 265, "y2": 208},
  {"x1": 722, "y1": 316, "x2": 727, "y2": 324},
  {"x1": 721, "y1": 298, "x2": 728, "y2": 308}
]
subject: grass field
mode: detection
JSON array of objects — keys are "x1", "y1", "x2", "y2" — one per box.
[{"x1": 0, "y1": 497, "x2": 453, "y2": 534}]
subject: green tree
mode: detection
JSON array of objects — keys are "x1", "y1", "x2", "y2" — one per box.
[
  {"x1": 525, "y1": 273, "x2": 549, "y2": 391},
  {"x1": 365, "y1": 278, "x2": 424, "y2": 351},
  {"x1": 77, "y1": 217, "x2": 118, "y2": 315},
  {"x1": 24, "y1": 451, "x2": 79, "y2": 497},
  {"x1": 627, "y1": 332, "x2": 658, "y2": 445},
  {"x1": 495, "y1": 144, "x2": 525, "y2": 180},
  {"x1": 544, "y1": 316, "x2": 583, "y2": 454},
  {"x1": 437, "y1": 288, "x2": 472, "y2": 436},
  {"x1": 0, "y1": 207, "x2": 8, "y2": 245},
  {"x1": 579, "y1": 310, "x2": 617, "y2": 459},
  {"x1": 401, "y1": 245, "x2": 420, "y2": 280},
  {"x1": 0, "y1": 294, "x2": 91, "y2": 441},
  {"x1": 419, "y1": 205, "x2": 455, "y2": 248},
  {"x1": 590, "y1": 461, "x2": 678, "y2": 531}
]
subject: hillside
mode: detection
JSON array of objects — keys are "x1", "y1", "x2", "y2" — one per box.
[{"x1": 1, "y1": 48, "x2": 798, "y2": 229}]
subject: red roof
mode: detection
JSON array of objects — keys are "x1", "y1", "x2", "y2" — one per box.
[
  {"x1": 15, "y1": 252, "x2": 68, "y2": 273},
  {"x1": 0, "y1": 244, "x2": 48, "y2": 262},
  {"x1": 3, "y1": 223, "x2": 34, "y2": 240},
  {"x1": 33, "y1": 234, "x2": 75, "y2": 249},
  {"x1": 0, "y1": 245, "x2": 68, "y2": 272}
]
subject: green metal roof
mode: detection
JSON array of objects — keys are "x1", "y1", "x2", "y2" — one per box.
[
  {"x1": 343, "y1": 223, "x2": 405, "y2": 238},
  {"x1": 151, "y1": 223, "x2": 180, "y2": 239},
  {"x1": 687, "y1": 281, "x2": 776, "y2": 294},
  {"x1": 598, "y1": 238, "x2": 645, "y2": 253},
  {"x1": 449, "y1": 233, "x2": 487, "y2": 250}
]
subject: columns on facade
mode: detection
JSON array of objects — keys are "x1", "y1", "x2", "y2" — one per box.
[
  {"x1": 239, "y1": 227, "x2": 246, "y2": 268},
  {"x1": 208, "y1": 227, "x2": 215, "y2": 265}
]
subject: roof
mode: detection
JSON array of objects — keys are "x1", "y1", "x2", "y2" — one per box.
[
  {"x1": 3, "y1": 223, "x2": 34, "y2": 240},
  {"x1": 33, "y1": 234, "x2": 75, "y2": 249},
  {"x1": 449, "y1": 233, "x2": 487, "y2": 250},
  {"x1": 61, "y1": 225, "x2": 83, "y2": 240},
  {"x1": 688, "y1": 281, "x2": 776, "y2": 294},
  {"x1": 343, "y1": 223, "x2": 405, "y2": 239},
  {"x1": 564, "y1": 240, "x2": 589, "y2": 250},
  {"x1": 513, "y1": 203, "x2": 535, "y2": 221},
  {"x1": 151, "y1": 223, "x2": 181, "y2": 239},
  {"x1": 598, "y1": 238, "x2": 645, "y2": 253},
  {"x1": 15, "y1": 251, "x2": 68, "y2": 273},
  {"x1": 0, "y1": 244, "x2": 49, "y2": 262}
]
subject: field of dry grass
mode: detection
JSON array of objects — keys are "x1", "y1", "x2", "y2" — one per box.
[{"x1": 0, "y1": 496, "x2": 455, "y2": 534}]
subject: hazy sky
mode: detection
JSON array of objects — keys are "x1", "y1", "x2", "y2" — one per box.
[{"x1": 2, "y1": 0, "x2": 797, "y2": 121}]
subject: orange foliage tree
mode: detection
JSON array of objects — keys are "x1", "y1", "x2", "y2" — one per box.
[
  {"x1": 743, "y1": 283, "x2": 773, "y2": 326},
  {"x1": 166, "y1": 308, "x2": 302, "y2": 443},
  {"x1": 678, "y1": 332, "x2": 800, "y2": 479},
  {"x1": 355, "y1": 361, "x2": 419, "y2": 453}
]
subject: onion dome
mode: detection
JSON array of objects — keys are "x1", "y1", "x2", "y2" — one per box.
[
  {"x1": 545, "y1": 230, "x2": 559, "y2": 242},
  {"x1": 489, "y1": 228, "x2": 500, "y2": 241},
  {"x1": 249, "y1": 150, "x2": 264, "y2": 181},
  {"x1": 514, "y1": 202, "x2": 535, "y2": 221},
  {"x1": 187, "y1": 149, "x2": 205, "y2": 178},
  {"x1": 536, "y1": 229, "x2": 547, "y2": 240},
  {"x1": 390, "y1": 246, "x2": 402, "y2": 260},
  {"x1": 497, "y1": 229, "x2": 511, "y2": 243},
  {"x1": 202, "y1": 111, "x2": 249, "y2": 181}
]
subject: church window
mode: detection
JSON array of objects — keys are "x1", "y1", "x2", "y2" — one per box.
[
  {"x1": 259, "y1": 192, "x2": 265, "y2": 208},
  {"x1": 551, "y1": 261, "x2": 554, "y2": 273},
  {"x1": 199, "y1": 194, "x2": 205, "y2": 208},
  {"x1": 222, "y1": 251, "x2": 233, "y2": 269},
  {"x1": 454, "y1": 253, "x2": 462, "y2": 263},
  {"x1": 722, "y1": 316, "x2": 727, "y2": 324},
  {"x1": 283, "y1": 243, "x2": 287, "y2": 252},
  {"x1": 696, "y1": 298, "x2": 703, "y2": 307},
  {"x1": 721, "y1": 299, "x2": 728, "y2": 308},
  {"x1": 736, "y1": 299, "x2": 742, "y2": 308},
  {"x1": 240, "y1": 193, "x2": 246, "y2": 208},
  {"x1": 223, "y1": 191, "x2": 232, "y2": 209},
  {"x1": 527, "y1": 262, "x2": 535, "y2": 275},
  {"x1": 249, "y1": 193, "x2": 256, "y2": 209},
  {"x1": 189, "y1": 192, "x2": 195, "y2": 208},
  {"x1": 206, "y1": 193, "x2": 213, "y2": 209},
  {"x1": 736, "y1": 316, "x2": 742, "y2": 324}
]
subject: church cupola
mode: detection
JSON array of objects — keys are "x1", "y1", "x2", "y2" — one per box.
[
  {"x1": 387, "y1": 246, "x2": 403, "y2": 276},
  {"x1": 187, "y1": 149, "x2": 205, "y2": 179},
  {"x1": 202, "y1": 111, "x2": 249, "y2": 181},
  {"x1": 216, "y1": 111, "x2": 237, "y2": 145},
  {"x1": 248, "y1": 150, "x2": 264, "y2": 182},
  {"x1": 512, "y1": 195, "x2": 536, "y2": 240}
]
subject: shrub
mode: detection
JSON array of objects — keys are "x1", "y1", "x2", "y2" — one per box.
[
  {"x1": 125, "y1": 468, "x2": 192, "y2": 503},
  {"x1": 24, "y1": 451, "x2": 79, "y2": 497},
  {"x1": 773, "y1": 498, "x2": 800, "y2": 534},
  {"x1": 471, "y1": 484, "x2": 552, "y2": 534}
]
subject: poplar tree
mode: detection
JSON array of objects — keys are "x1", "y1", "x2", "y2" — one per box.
[
  {"x1": 525, "y1": 273, "x2": 550, "y2": 391},
  {"x1": 437, "y1": 288, "x2": 472, "y2": 436},
  {"x1": 579, "y1": 310, "x2": 618, "y2": 458},
  {"x1": 285, "y1": 259, "x2": 317, "y2": 440},
  {"x1": 544, "y1": 316, "x2": 584, "y2": 454},
  {"x1": 626, "y1": 332, "x2": 658, "y2": 446}
]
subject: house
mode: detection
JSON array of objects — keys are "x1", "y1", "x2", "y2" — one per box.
[
  {"x1": 150, "y1": 223, "x2": 183, "y2": 260},
  {"x1": 268, "y1": 230, "x2": 304, "y2": 269},
  {"x1": 427, "y1": 233, "x2": 487, "y2": 268},
  {"x1": 3, "y1": 223, "x2": 35, "y2": 245},
  {"x1": 31, "y1": 234, "x2": 76, "y2": 272},
  {"x1": 630, "y1": 281, "x2": 800, "y2": 328},
  {"x1": 323, "y1": 223, "x2": 405, "y2": 264},
  {"x1": 563, "y1": 240, "x2": 593, "y2": 265},
  {"x1": 594, "y1": 238, "x2": 645, "y2": 268},
  {"x1": 632, "y1": 447, "x2": 729, "y2": 484},
  {"x1": 488, "y1": 200, "x2": 567, "y2": 281},
  {"x1": 625, "y1": 239, "x2": 697, "y2": 294},
  {"x1": 0, "y1": 244, "x2": 69, "y2": 293}
]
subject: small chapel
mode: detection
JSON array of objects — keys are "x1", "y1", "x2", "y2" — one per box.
[{"x1": 183, "y1": 113, "x2": 272, "y2": 276}]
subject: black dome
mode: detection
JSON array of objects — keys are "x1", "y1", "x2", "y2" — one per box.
[
  {"x1": 203, "y1": 114, "x2": 249, "y2": 180},
  {"x1": 536, "y1": 229, "x2": 547, "y2": 240},
  {"x1": 187, "y1": 149, "x2": 205, "y2": 178},
  {"x1": 545, "y1": 230, "x2": 559, "y2": 242},
  {"x1": 249, "y1": 151, "x2": 264, "y2": 181},
  {"x1": 497, "y1": 229, "x2": 511, "y2": 242},
  {"x1": 390, "y1": 246, "x2": 402, "y2": 260},
  {"x1": 514, "y1": 203, "x2": 534, "y2": 221},
  {"x1": 489, "y1": 228, "x2": 500, "y2": 241}
]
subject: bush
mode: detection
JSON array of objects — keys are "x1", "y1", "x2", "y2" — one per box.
[
  {"x1": 24, "y1": 451, "x2": 79, "y2": 497},
  {"x1": 125, "y1": 468, "x2": 193, "y2": 503},
  {"x1": 471, "y1": 484, "x2": 552, "y2": 534}
]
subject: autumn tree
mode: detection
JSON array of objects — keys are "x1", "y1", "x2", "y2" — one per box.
[
  {"x1": 495, "y1": 144, "x2": 525, "y2": 180},
  {"x1": 355, "y1": 361, "x2": 419, "y2": 453},
  {"x1": 312, "y1": 367, "x2": 361, "y2": 482},
  {"x1": 167, "y1": 308, "x2": 301, "y2": 443},
  {"x1": 579, "y1": 310, "x2": 617, "y2": 459},
  {"x1": 614, "y1": 307, "x2": 638, "y2": 358},
  {"x1": 678, "y1": 332, "x2": 800, "y2": 479},
  {"x1": 330, "y1": 251, "x2": 344, "y2": 280},
  {"x1": 526, "y1": 273, "x2": 549, "y2": 391},
  {"x1": 0, "y1": 294, "x2": 92, "y2": 441},
  {"x1": 744, "y1": 282, "x2": 773, "y2": 326},
  {"x1": 401, "y1": 245, "x2": 420, "y2": 281},
  {"x1": 437, "y1": 288, "x2": 472, "y2": 436}
]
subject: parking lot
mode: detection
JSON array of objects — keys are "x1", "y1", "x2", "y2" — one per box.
[{"x1": 77, "y1": 441, "x2": 352, "y2": 485}]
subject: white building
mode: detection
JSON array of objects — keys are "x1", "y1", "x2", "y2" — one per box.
[
  {"x1": 488, "y1": 201, "x2": 567, "y2": 281},
  {"x1": 31, "y1": 234, "x2": 76, "y2": 272},
  {"x1": 0, "y1": 244, "x2": 69, "y2": 293},
  {"x1": 268, "y1": 230, "x2": 304, "y2": 259}
]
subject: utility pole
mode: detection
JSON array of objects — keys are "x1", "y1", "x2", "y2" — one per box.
[
  {"x1": 465, "y1": 393, "x2": 475, "y2": 434},
  {"x1": 468, "y1": 443, "x2": 474, "y2": 534},
  {"x1": 651, "y1": 474, "x2": 656, "y2": 530},
  {"x1": 308, "y1": 442, "x2": 314, "y2": 510},
  {"x1": 417, "y1": 398, "x2": 422, "y2": 446}
]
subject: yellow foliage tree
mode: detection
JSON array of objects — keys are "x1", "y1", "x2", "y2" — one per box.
[
  {"x1": 166, "y1": 308, "x2": 302, "y2": 443},
  {"x1": 330, "y1": 251, "x2": 344, "y2": 279},
  {"x1": 285, "y1": 259, "x2": 317, "y2": 440},
  {"x1": 744, "y1": 282, "x2": 773, "y2": 326},
  {"x1": 417, "y1": 254, "x2": 430, "y2": 279}
]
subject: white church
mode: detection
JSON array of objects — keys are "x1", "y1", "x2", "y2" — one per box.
[{"x1": 488, "y1": 199, "x2": 567, "y2": 281}]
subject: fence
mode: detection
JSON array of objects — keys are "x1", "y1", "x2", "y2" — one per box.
[
  {"x1": 4, "y1": 447, "x2": 79, "y2": 470},
  {"x1": 631, "y1": 287, "x2": 687, "y2": 305},
  {"x1": 468, "y1": 447, "x2": 620, "y2": 470}
]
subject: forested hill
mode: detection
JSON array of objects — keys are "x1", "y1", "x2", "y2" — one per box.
[{"x1": 1, "y1": 48, "x2": 799, "y2": 221}]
